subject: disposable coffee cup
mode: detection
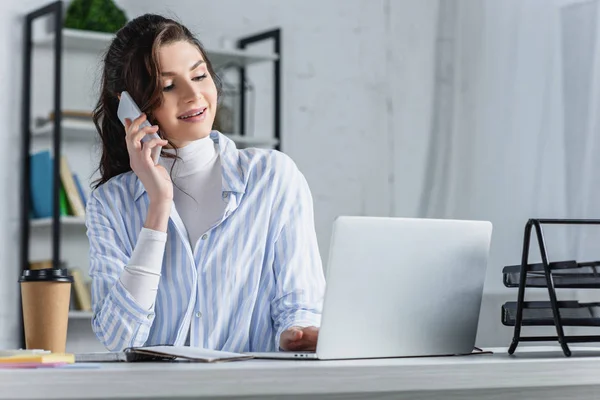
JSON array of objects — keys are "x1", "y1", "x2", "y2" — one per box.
[{"x1": 19, "y1": 268, "x2": 73, "y2": 353}]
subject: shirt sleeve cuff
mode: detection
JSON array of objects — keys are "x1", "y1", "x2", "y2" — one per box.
[
  {"x1": 128, "y1": 228, "x2": 168, "y2": 276},
  {"x1": 275, "y1": 311, "x2": 322, "y2": 351},
  {"x1": 139, "y1": 227, "x2": 168, "y2": 242}
]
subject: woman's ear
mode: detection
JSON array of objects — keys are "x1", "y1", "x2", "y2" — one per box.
[{"x1": 147, "y1": 113, "x2": 158, "y2": 126}]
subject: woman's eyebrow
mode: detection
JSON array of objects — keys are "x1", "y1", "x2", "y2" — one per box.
[{"x1": 161, "y1": 60, "x2": 205, "y2": 77}]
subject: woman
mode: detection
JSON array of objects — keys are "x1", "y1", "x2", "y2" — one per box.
[{"x1": 86, "y1": 13, "x2": 325, "y2": 353}]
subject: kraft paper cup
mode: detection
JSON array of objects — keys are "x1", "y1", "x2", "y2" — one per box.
[{"x1": 19, "y1": 268, "x2": 73, "y2": 353}]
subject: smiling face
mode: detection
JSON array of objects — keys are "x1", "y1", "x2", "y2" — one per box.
[{"x1": 152, "y1": 40, "x2": 218, "y2": 148}]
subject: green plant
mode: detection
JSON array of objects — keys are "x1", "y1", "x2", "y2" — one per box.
[{"x1": 64, "y1": 0, "x2": 128, "y2": 33}]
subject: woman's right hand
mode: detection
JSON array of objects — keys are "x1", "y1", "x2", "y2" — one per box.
[{"x1": 124, "y1": 113, "x2": 173, "y2": 205}]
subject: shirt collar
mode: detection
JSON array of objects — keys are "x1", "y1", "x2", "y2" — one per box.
[{"x1": 133, "y1": 131, "x2": 246, "y2": 201}]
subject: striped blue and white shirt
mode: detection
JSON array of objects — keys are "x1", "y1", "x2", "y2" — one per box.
[{"x1": 86, "y1": 131, "x2": 326, "y2": 352}]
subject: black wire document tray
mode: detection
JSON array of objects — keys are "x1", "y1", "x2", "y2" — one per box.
[
  {"x1": 503, "y1": 260, "x2": 600, "y2": 288},
  {"x1": 504, "y1": 218, "x2": 600, "y2": 357},
  {"x1": 502, "y1": 301, "x2": 600, "y2": 327}
]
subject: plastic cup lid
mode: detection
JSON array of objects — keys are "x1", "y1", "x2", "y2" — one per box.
[{"x1": 19, "y1": 268, "x2": 73, "y2": 283}]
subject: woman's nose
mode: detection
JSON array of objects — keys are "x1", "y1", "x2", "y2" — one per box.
[{"x1": 181, "y1": 81, "x2": 202, "y2": 102}]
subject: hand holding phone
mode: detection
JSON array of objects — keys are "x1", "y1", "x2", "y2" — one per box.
[{"x1": 117, "y1": 91, "x2": 162, "y2": 164}]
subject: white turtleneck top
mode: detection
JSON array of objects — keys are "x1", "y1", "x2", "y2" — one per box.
[{"x1": 119, "y1": 135, "x2": 224, "y2": 309}]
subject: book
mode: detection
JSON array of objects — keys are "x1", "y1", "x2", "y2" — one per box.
[
  {"x1": 72, "y1": 173, "x2": 88, "y2": 205},
  {"x1": 75, "y1": 345, "x2": 253, "y2": 363},
  {"x1": 29, "y1": 150, "x2": 53, "y2": 218},
  {"x1": 74, "y1": 352, "x2": 126, "y2": 363},
  {"x1": 48, "y1": 110, "x2": 93, "y2": 121},
  {"x1": 126, "y1": 345, "x2": 254, "y2": 363},
  {"x1": 0, "y1": 353, "x2": 74, "y2": 364},
  {"x1": 0, "y1": 349, "x2": 50, "y2": 357},
  {"x1": 59, "y1": 156, "x2": 85, "y2": 217},
  {"x1": 70, "y1": 267, "x2": 91, "y2": 311},
  {"x1": 29, "y1": 150, "x2": 73, "y2": 218},
  {"x1": 59, "y1": 185, "x2": 70, "y2": 216},
  {"x1": 0, "y1": 362, "x2": 72, "y2": 369},
  {"x1": 29, "y1": 260, "x2": 52, "y2": 270}
]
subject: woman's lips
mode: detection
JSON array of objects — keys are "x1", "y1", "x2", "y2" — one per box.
[{"x1": 177, "y1": 107, "x2": 207, "y2": 122}]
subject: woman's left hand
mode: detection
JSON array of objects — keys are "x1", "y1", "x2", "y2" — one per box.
[{"x1": 280, "y1": 326, "x2": 319, "y2": 351}]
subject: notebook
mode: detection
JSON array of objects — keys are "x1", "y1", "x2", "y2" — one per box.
[
  {"x1": 0, "y1": 352, "x2": 75, "y2": 368},
  {"x1": 75, "y1": 345, "x2": 253, "y2": 363}
]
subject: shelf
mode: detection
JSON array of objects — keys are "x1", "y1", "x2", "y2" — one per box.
[
  {"x1": 30, "y1": 216, "x2": 86, "y2": 228},
  {"x1": 35, "y1": 29, "x2": 113, "y2": 52},
  {"x1": 31, "y1": 119, "x2": 97, "y2": 141},
  {"x1": 502, "y1": 301, "x2": 600, "y2": 327},
  {"x1": 69, "y1": 310, "x2": 93, "y2": 319},
  {"x1": 503, "y1": 260, "x2": 580, "y2": 273},
  {"x1": 35, "y1": 29, "x2": 278, "y2": 68},
  {"x1": 205, "y1": 47, "x2": 279, "y2": 69},
  {"x1": 32, "y1": 119, "x2": 279, "y2": 148},
  {"x1": 503, "y1": 260, "x2": 600, "y2": 288}
]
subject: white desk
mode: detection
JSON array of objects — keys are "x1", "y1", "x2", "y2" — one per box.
[{"x1": 2, "y1": 347, "x2": 600, "y2": 400}]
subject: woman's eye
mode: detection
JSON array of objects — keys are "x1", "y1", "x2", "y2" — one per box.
[{"x1": 162, "y1": 74, "x2": 206, "y2": 92}]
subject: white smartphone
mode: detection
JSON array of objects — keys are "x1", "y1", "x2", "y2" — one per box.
[{"x1": 117, "y1": 91, "x2": 162, "y2": 164}]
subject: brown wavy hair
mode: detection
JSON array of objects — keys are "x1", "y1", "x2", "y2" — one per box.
[{"x1": 92, "y1": 13, "x2": 222, "y2": 188}]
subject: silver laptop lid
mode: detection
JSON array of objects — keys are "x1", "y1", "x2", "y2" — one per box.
[{"x1": 316, "y1": 216, "x2": 492, "y2": 360}]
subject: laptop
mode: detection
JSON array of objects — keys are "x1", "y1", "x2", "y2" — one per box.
[{"x1": 248, "y1": 216, "x2": 492, "y2": 360}]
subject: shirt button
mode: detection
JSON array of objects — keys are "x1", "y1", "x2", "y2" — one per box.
[
  {"x1": 222, "y1": 192, "x2": 229, "y2": 199},
  {"x1": 201, "y1": 234, "x2": 208, "y2": 240},
  {"x1": 147, "y1": 314, "x2": 153, "y2": 320},
  {"x1": 195, "y1": 312, "x2": 202, "y2": 318}
]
